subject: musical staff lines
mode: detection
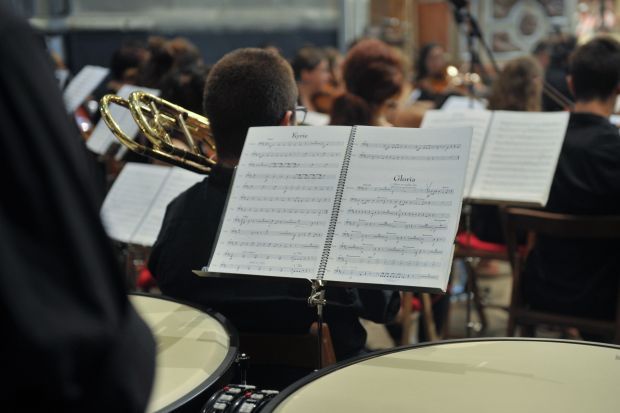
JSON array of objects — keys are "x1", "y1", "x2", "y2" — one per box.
[
  {"x1": 239, "y1": 195, "x2": 332, "y2": 204},
  {"x1": 359, "y1": 154, "x2": 460, "y2": 161},
  {"x1": 333, "y1": 268, "x2": 439, "y2": 281},
  {"x1": 341, "y1": 220, "x2": 447, "y2": 232},
  {"x1": 347, "y1": 197, "x2": 452, "y2": 207},
  {"x1": 229, "y1": 228, "x2": 324, "y2": 240},
  {"x1": 359, "y1": 142, "x2": 461, "y2": 151},
  {"x1": 249, "y1": 151, "x2": 342, "y2": 159}
]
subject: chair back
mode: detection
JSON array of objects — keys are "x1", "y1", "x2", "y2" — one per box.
[{"x1": 501, "y1": 207, "x2": 620, "y2": 343}]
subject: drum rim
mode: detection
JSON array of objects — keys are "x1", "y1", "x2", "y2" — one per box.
[
  {"x1": 261, "y1": 337, "x2": 620, "y2": 412},
  {"x1": 129, "y1": 292, "x2": 240, "y2": 413}
]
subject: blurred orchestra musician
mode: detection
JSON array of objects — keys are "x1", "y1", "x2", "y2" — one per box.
[
  {"x1": 414, "y1": 43, "x2": 455, "y2": 102},
  {"x1": 468, "y1": 56, "x2": 543, "y2": 274},
  {"x1": 106, "y1": 39, "x2": 148, "y2": 94},
  {"x1": 148, "y1": 48, "x2": 400, "y2": 386},
  {"x1": 522, "y1": 37, "x2": 620, "y2": 337},
  {"x1": 330, "y1": 38, "x2": 404, "y2": 126},
  {"x1": 291, "y1": 45, "x2": 330, "y2": 113},
  {"x1": 311, "y1": 46, "x2": 345, "y2": 114},
  {"x1": 0, "y1": 4, "x2": 155, "y2": 410}
]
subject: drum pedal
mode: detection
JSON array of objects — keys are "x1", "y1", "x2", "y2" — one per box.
[{"x1": 202, "y1": 384, "x2": 278, "y2": 413}]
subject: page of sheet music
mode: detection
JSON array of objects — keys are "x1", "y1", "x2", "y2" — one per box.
[
  {"x1": 304, "y1": 111, "x2": 330, "y2": 126},
  {"x1": 421, "y1": 109, "x2": 492, "y2": 197},
  {"x1": 63, "y1": 65, "x2": 109, "y2": 113},
  {"x1": 324, "y1": 126, "x2": 471, "y2": 290},
  {"x1": 440, "y1": 95, "x2": 487, "y2": 111},
  {"x1": 87, "y1": 85, "x2": 160, "y2": 155},
  {"x1": 208, "y1": 126, "x2": 351, "y2": 278},
  {"x1": 469, "y1": 111, "x2": 569, "y2": 205},
  {"x1": 131, "y1": 167, "x2": 204, "y2": 246},
  {"x1": 100, "y1": 163, "x2": 170, "y2": 244}
]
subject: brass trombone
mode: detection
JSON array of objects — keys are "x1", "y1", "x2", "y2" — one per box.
[{"x1": 100, "y1": 91, "x2": 216, "y2": 174}]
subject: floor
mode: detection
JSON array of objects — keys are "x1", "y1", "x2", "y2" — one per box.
[{"x1": 363, "y1": 259, "x2": 517, "y2": 350}]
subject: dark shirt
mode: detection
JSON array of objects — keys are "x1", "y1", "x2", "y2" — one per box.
[
  {"x1": 0, "y1": 5, "x2": 155, "y2": 410},
  {"x1": 149, "y1": 165, "x2": 400, "y2": 360},
  {"x1": 523, "y1": 112, "x2": 620, "y2": 319}
]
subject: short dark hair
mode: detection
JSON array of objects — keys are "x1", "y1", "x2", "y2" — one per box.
[
  {"x1": 291, "y1": 46, "x2": 326, "y2": 81},
  {"x1": 569, "y1": 36, "x2": 620, "y2": 102},
  {"x1": 203, "y1": 48, "x2": 297, "y2": 159},
  {"x1": 342, "y1": 38, "x2": 403, "y2": 107}
]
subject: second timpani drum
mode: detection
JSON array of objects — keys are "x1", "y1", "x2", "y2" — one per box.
[
  {"x1": 263, "y1": 338, "x2": 620, "y2": 412},
  {"x1": 130, "y1": 293, "x2": 239, "y2": 413}
]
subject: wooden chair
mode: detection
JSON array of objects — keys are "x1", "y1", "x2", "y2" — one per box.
[
  {"x1": 453, "y1": 231, "x2": 513, "y2": 334},
  {"x1": 502, "y1": 207, "x2": 620, "y2": 344}
]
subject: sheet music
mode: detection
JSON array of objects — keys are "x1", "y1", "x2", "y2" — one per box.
[
  {"x1": 100, "y1": 163, "x2": 203, "y2": 246},
  {"x1": 303, "y1": 111, "x2": 330, "y2": 126},
  {"x1": 469, "y1": 111, "x2": 569, "y2": 205},
  {"x1": 208, "y1": 126, "x2": 351, "y2": 278},
  {"x1": 324, "y1": 126, "x2": 471, "y2": 290},
  {"x1": 63, "y1": 65, "x2": 109, "y2": 113},
  {"x1": 87, "y1": 85, "x2": 160, "y2": 156},
  {"x1": 421, "y1": 109, "x2": 492, "y2": 197},
  {"x1": 440, "y1": 95, "x2": 487, "y2": 111},
  {"x1": 130, "y1": 167, "x2": 204, "y2": 246}
]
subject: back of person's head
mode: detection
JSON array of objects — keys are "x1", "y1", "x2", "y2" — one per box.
[
  {"x1": 549, "y1": 34, "x2": 577, "y2": 69},
  {"x1": 167, "y1": 36, "x2": 202, "y2": 69},
  {"x1": 488, "y1": 56, "x2": 542, "y2": 112},
  {"x1": 139, "y1": 36, "x2": 175, "y2": 88},
  {"x1": 110, "y1": 40, "x2": 146, "y2": 82},
  {"x1": 160, "y1": 64, "x2": 210, "y2": 114},
  {"x1": 569, "y1": 36, "x2": 620, "y2": 102},
  {"x1": 330, "y1": 38, "x2": 403, "y2": 125},
  {"x1": 291, "y1": 46, "x2": 326, "y2": 81},
  {"x1": 203, "y1": 48, "x2": 297, "y2": 159}
]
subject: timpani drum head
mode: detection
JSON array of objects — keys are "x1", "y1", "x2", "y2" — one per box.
[
  {"x1": 263, "y1": 338, "x2": 620, "y2": 413},
  {"x1": 130, "y1": 293, "x2": 238, "y2": 413}
]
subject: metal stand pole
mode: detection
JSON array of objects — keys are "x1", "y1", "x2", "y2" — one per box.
[{"x1": 308, "y1": 279, "x2": 326, "y2": 370}]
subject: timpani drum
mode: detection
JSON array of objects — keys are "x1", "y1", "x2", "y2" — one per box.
[
  {"x1": 262, "y1": 338, "x2": 620, "y2": 412},
  {"x1": 130, "y1": 293, "x2": 239, "y2": 413}
]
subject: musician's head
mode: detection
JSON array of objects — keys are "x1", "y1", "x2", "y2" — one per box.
[
  {"x1": 203, "y1": 48, "x2": 297, "y2": 162},
  {"x1": 291, "y1": 46, "x2": 329, "y2": 93},
  {"x1": 488, "y1": 56, "x2": 542, "y2": 112},
  {"x1": 568, "y1": 36, "x2": 620, "y2": 103},
  {"x1": 416, "y1": 43, "x2": 446, "y2": 81},
  {"x1": 330, "y1": 38, "x2": 404, "y2": 126}
]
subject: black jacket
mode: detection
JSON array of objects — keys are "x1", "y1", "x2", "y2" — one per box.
[
  {"x1": 523, "y1": 112, "x2": 620, "y2": 319},
  {"x1": 149, "y1": 165, "x2": 400, "y2": 360}
]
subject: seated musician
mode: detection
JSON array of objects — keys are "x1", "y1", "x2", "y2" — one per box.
[
  {"x1": 471, "y1": 56, "x2": 543, "y2": 246},
  {"x1": 523, "y1": 37, "x2": 620, "y2": 333},
  {"x1": 291, "y1": 45, "x2": 330, "y2": 113},
  {"x1": 148, "y1": 49, "x2": 400, "y2": 370}
]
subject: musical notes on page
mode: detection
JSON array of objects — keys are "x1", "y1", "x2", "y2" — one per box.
[
  {"x1": 100, "y1": 163, "x2": 203, "y2": 246},
  {"x1": 469, "y1": 111, "x2": 569, "y2": 205},
  {"x1": 324, "y1": 126, "x2": 471, "y2": 290},
  {"x1": 208, "y1": 126, "x2": 351, "y2": 278},
  {"x1": 63, "y1": 65, "x2": 109, "y2": 113},
  {"x1": 421, "y1": 109, "x2": 493, "y2": 197}
]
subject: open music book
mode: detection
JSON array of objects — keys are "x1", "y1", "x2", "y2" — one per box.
[
  {"x1": 87, "y1": 85, "x2": 160, "y2": 157},
  {"x1": 100, "y1": 163, "x2": 203, "y2": 246},
  {"x1": 421, "y1": 110, "x2": 569, "y2": 206},
  {"x1": 206, "y1": 125, "x2": 472, "y2": 292}
]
